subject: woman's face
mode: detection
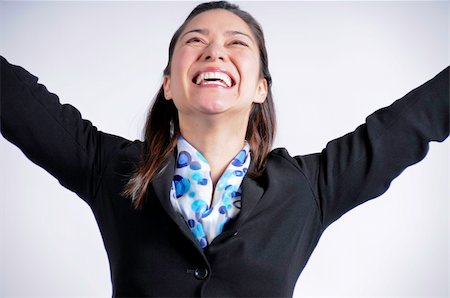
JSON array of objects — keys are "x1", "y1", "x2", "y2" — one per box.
[{"x1": 163, "y1": 9, "x2": 267, "y2": 119}]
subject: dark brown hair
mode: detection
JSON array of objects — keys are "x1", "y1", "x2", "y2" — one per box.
[{"x1": 122, "y1": 1, "x2": 276, "y2": 210}]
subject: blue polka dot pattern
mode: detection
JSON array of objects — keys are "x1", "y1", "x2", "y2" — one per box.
[
  {"x1": 187, "y1": 219, "x2": 196, "y2": 228},
  {"x1": 218, "y1": 205, "x2": 227, "y2": 214},
  {"x1": 169, "y1": 135, "x2": 250, "y2": 250},
  {"x1": 201, "y1": 206, "x2": 214, "y2": 218},
  {"x1": 232, "y1": 149, "x2": 247, "y2": 167},
  {"x1": 173, "y1": 175, "x2": 190, "y2": 198},
  {"x1": 190, "y1": 161, "x2": 202, "y2": 170},
  {"x1": 191, "y1": 199, "x2": 207, "y2": 213},
  {"x1": 234, "y1": 170, "x2": 243, "y2": 177},
  {"x1": 177, "y1": 151, "x2": 191, "y2": 168},
  {"x1": 198, "y1": 178, "x2": 208, "y2": 185}
]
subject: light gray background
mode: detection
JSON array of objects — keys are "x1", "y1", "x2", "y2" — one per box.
[{"x1": 0, "y1": 1, "x2": 448, "y2": 297}]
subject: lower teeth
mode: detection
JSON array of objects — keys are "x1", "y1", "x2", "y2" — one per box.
[{"x1": 200, "y1": 81, "x2": 227, "y2": 87}]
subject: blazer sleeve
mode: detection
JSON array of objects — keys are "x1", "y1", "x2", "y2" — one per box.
[
  {"x1": 294, "y1": 66, "x2": 449, "y2": 230},
  {"x1": 0, "y1": 56, "x2": 132, "y2": 207}
]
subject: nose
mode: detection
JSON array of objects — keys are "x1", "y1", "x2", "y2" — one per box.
[{"x1": 202, "y1": 42, "x2": 226, "y2": 62}]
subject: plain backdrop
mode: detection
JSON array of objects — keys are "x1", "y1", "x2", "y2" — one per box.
[{"x1": 0, "y1": 1, "x2": 448, "y2": 297}]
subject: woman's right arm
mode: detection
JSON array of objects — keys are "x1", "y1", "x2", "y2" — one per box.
[{"x1": 0, "y1": 56, "x2": 132, "y2": 207}]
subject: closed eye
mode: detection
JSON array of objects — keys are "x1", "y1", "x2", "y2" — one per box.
[
  {"x1": 187, "y1": 37, "x2": 204, "y2": 44},
  {"x1": 186, "y1": 37, "x2": 249, "y2": 48},
  {"x1": 231, "y1": 40, "x2": 248, "y2": 47}
]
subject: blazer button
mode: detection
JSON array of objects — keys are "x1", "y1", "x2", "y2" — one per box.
[{"x1": 194, "y1": 268, "x2": 209, "y2": 280}]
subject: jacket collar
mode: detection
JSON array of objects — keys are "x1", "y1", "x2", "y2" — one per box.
[{"x1": 149, "y1": 151, "x2": 265, "y2": 255}]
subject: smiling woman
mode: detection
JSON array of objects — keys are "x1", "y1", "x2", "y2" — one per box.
[
  {"x1": 0, "y1": 1, "x2": 448, "y2": 298},
  {"x1": 124, "y1": 5, "x2": 274, "y2": 209}
]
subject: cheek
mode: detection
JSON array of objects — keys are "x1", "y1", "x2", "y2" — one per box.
[
  {"x1": 171, "y1": 48, "x2": 196, "y2": 77},
  {"x1": 235, "y1": 53, "x2": 261, "y2": 93},
  {"x1": 237, "y1": 52, "x2": 260, "y2": 81}
]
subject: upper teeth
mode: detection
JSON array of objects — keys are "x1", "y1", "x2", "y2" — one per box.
[{"x1": 195, "y1": 72, "x2": 232, "y2": 87}]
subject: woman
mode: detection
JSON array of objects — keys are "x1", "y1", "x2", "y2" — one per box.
[{"x1": 1, "y1": 1, "x2": 448, "y2": 297}]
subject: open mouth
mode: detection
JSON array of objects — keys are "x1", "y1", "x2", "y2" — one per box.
[{"x1": 192, "y1": 71, "x2": 236, "y2": 88}]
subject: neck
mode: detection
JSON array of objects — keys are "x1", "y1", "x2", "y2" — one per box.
[{"x1": 179, "y1": 113, "x2": 248, "y2": 186}]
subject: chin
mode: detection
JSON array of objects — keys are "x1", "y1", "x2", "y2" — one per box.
[
  {"x1": 196, "y1": 105, "x2": 229, "y2": 115},
  {"x1": 194, "y1": 98, "x2": 232, "y2": 115}
]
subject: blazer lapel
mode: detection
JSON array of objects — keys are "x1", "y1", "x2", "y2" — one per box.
[
  {"x1": 150, "y1": 153, "x2": 206, "y2": 255},
  {"x1": 221, "y1": 158, "x2": 265, "y2": 234}
]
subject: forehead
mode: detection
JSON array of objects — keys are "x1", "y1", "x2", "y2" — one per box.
[{"x1": 181, "y1": 9, "x2": 254, "y2": 37}]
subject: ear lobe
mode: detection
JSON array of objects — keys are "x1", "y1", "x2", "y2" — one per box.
[
  {"x1": 253, "y1": 78, "x2": 268, "y2": 104},
  {"x1": 163, "y1": 76, "x2": 172, "y2": 100}
]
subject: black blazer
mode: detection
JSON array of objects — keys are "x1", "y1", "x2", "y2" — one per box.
[{"x1": 1, "y1": 56, "x2": 448, "y2": 297}]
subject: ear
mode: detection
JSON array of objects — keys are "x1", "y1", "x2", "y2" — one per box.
[
  {"x1": 253, "y1": 78, "x2": 268, "y2": 104},
  {"x1": 163, "y1": 75, "x2": 172, "y2": 100}
]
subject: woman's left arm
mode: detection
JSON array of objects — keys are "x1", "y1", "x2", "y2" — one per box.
[{"x1": 295, "y1": 66, "x2": 449, "y2": 230}]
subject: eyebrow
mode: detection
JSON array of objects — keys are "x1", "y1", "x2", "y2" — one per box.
[{"x1": 180, "y1": 28, "x2": 254, "y2": 43}]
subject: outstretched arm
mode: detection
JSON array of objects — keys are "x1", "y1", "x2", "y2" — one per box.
[
  {"x1": 0, "y1": 56, "x2": 132, "y2": 207},
  {"x1": 295, "y1": 66, "x2": 449, "y2": 230}
]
